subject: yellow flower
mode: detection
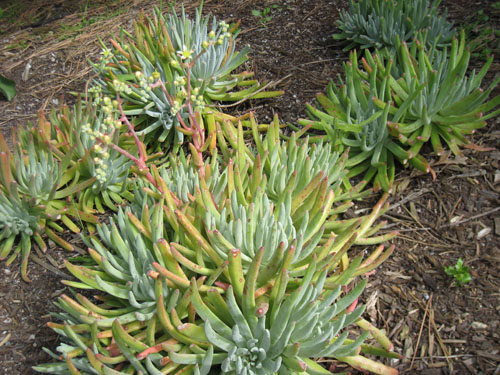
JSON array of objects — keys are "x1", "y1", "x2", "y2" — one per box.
[{"x1": 177, "y1": 46, "x2": 194, "y2": 60}]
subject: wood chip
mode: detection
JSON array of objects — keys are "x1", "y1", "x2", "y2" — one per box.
[
  {"x1": 494, "y1": 171, "x2": 500, "y2": 185},
  {"x1": 477, "y1": 227, "x2": 491, "y2": 239},
  {"x1": 365, "y1": 290, "x2": 378, "y2": 323},
  {"x1": 471, "y1": 321, "x2": 488, "y2": 330},
  {"x1": 0, "y1": 333, "x2": 11, "y2": 347}
]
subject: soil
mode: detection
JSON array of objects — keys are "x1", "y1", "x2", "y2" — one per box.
[{"x1": 0, "y1": 0, "x2": 499, "y2": 374}]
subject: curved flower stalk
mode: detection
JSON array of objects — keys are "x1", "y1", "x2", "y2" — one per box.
[
  {"x1": 375, "y1": 32, "x2": 500, "y2": 158},
  {"x1": 93, "y1": 5, "x2": 282, "y2": 146},
  {"x1": 334, "y1": 0, "x2": 454, "y2": 51},
  {"x1": 0, "y1": 130, "x2": 97, "y2": 281},
  {"x1": 298, "y1": 50, "x2": 423, "y2": 192},
  {"x1": 30, "y1": 97, "x2": 134, "y2": 213}
]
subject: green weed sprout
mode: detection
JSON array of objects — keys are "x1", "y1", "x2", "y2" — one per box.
[{"x1": 444, "y1": 258, "x2": 471, "y2": 287}]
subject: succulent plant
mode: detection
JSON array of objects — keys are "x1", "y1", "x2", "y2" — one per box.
[
  {"x1": 34, "y1": 199, "x2": 205, "y2": 375},
  {"x1": 92, "y1": 5, "x2": 282, "y2": 147},
  {"x1": 34, "y1": 110, "x2": 398, "y2": 375},
  {"x1": 299, "y1": 28, "x2": 500, "y2": 192},
  {"x1": 378, "y1": 32, "x2": 500, "y2": 158},
  {"x1": 334, "y1": 0, "x2": 454, "y2": 51},
  {"x1": 0, "y1": 130, "x2": 97, "y2": 281},
  {"x1": 169, "y1": 256, "x2": 397, "y2": 375},
  {"x1": 62, "y1": 202, "x2": 173, "y2": 325},
  {"x1": 0, "y1": 188, "x2": 44, "y2": 281},
  {"x1": 160, "y1": 150, "x2": 228, "y2": 205},
  {"x1": 298, "y1": 50, "x2": 420, "y2": 192},
  {"x1": 36, "y1": 219, "x2": 398, "y2": 375},
  {"x1": 29, "y1": 97, "x2": 134, "y2": 213}
]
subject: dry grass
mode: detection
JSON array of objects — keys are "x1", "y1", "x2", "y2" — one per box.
[{"x1": 0, "y1": 0, "x2": 210, "y2": 140}]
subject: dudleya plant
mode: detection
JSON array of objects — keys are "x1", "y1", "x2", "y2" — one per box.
[
  {"x1": 334, "y1": 0, "x2": 454, "y2": 51},
  {"x1": 155, "y1": 116, "x2": 397, "y2": 282},
  {"x1": 35, "y1": 259, "x2": 398, "y2": 375},
  {"x1": 34, "y1": 192, "x2": 399, "y2": 374},
  {"x1": 0, "y1": 188, "x2": 44, "y2": 281},
  {"x1": 63, "y1": 203, "x2": 169, "y2": 324},
  {"x1": 31, "y1": 96, "x2": 134, "y2": 213},
  {"x1": 0, "y1": 129, "x2": 97, "y2": 281},
  {"x1": 298, "y1": 50, "x2": 425, "y2": 192},
  {"x1": 300, "y1": 29, "x2": 500, "y2": 192},
  {"x1": 35, "y1": 112, "x2": 399, "y2": 374},
  {"x1": 170, "y1": 257, "x2": 399, "y2": 375},
  {"x1": 92, "y1": 4, "x2": 282, "y2": 147},
  {"x1": 375, "y1": 32, "x2": 500, "y2": 158}
]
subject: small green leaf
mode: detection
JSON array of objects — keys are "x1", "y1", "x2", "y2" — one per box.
[
  {"x1": 444, "y1": 258, "x2": 471, "y2": 287},
  {"x1": 251, "y1": 9, "x2": 262, "y2": 17},
  {"x1": 0, "y1": 74, "x2": 15, "y2": 101}
]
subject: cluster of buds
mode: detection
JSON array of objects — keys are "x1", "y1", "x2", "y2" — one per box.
[
  {"x1": 190, "y1": 87, "x2": 205, "y2": 112},
  {"x1": 174, "y1": 75, "x2": 186, "y2": 87},
  {"x1": 88, "y1": 85, "x2": 102, "y2": 106},
  {"x1": 102, "y1": 114, "x2": 122, "y2": 133},
  {"x1": 80, "y1": 98, "x2": 120, "y2": 185},
  {"x1": 170, "y1": 99, "x2": 183, "y2": 116},
  {"x1": 135, "y1": 71, "x2": 154, "y2": 94},
  {"x1": 203, "y1": 23, "x2": 232, "y2": 48},
  {"x1": 173, "y1": 75, "x2": 188, "y2": 98},
  {"x1": 92, "y1": 142, "x2": 111, "y2": 185},
  {"x1": 101, "y1": 96, "x2": 116, "y2": 114},
  {"x1": 178, "y1": 22, "x2": 233, "y2": 58},
  {"x1": 112, "y1": 79, "x2": 132, "y2": 95},
  {"x1": 217, "y1": 21, "x2": 232, "y2": 44},
  {"x1": 170, "y1": 76, "x2": 205, "y2": 115}
]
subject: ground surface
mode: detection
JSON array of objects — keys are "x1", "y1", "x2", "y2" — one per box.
[{"x1": 0, "y1": 0, "x2": 499, "y2": 374}]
